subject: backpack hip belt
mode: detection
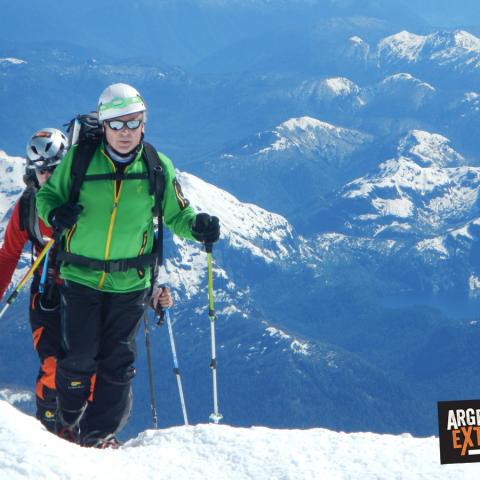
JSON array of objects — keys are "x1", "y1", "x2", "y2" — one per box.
[{"x1": 56, "y1": 250, "x2": 158, "y2": 273}]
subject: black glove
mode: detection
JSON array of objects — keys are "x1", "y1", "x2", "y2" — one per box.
[
  {"x1": 48, "y1": 202, "x2": 83, "y2": 231},
  {"x1": 191, "y1": 213, "x2": 220, "y2": 244}
]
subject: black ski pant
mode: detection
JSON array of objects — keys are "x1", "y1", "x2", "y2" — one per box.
[
  {"x1": 57, "y1": 280, "x2": 148, "y2": 439},
  {"x1": 29, "y1": 279, "x2": 62, "y2": 433}
]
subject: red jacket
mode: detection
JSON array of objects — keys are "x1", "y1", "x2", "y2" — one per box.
[{"x1": 0, "y1": 199, "x2": 53, "y2": 300}]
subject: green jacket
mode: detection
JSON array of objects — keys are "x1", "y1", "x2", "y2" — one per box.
[{"x1": 36, "y1": 143, "x2": 196, "y2": 293}]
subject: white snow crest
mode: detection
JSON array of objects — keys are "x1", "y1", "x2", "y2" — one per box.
[
  {"x1": 265, "y1": 326, "x2": 290, "y2": 340},
  {"x1": 177, "y1": 170, "x2": 297, "y2": 262},
  {"x1": 265, "y1": 326, "x2": 310, "y2": 355},
  {"x1": 265, "y1": 326, "x2": 311, "y2": 355},
  {"x1": 343, "y1": 156, "x2": 448, "y2": 200},
  {"x1": 0, "y1": 388, "x2": 34, "y2": 405},
  {"x1": 415, "y1": 237, "x2": 449, "y2": 257},
  {"x1": 0, "y1": 400, "x2": 477, "y2": 479},
  {"x1": 469, "y1": 274, "x2": 480, "y2": 292},
  {"x1": 0, "y1": 150, "x2": 26, "y2": 193},
  {"x1": 398, "y1": 130, "x2": 465, "y2": 168},
  {"x1": 0, "y1": 58, "x2": 27, "y2": 65},
  {"x1": 293, "y1": 77, "x2": 366, "y2": 108},
  {"x1": 464, "y1": 92, "x2": 480, "y2": 102},
  {"x1": 320, "y1": 77, "x2": 360, "y2": 98},
  {"x1": 349, "y1": 35, "x2": 364, "y2": 45},
  {"x1": 449, "y1": 224, "x2": 473, "y2": 240},
  {"x1": 259, "y1": 116, "x2": 372, "y2": 160},
  {"x1": 0, "y1": 150, "x2": 27, "y2": 236},
  {"x1": 160, "y1": 241, "x2": 209, "y2": 299},
  {"x1": 378, "y1": 29, "x2": 480, "y2": 69},
  {"x1": 377, "y1": 30, "x2": 426, "y2": 62},
  {"x1": 371, "y1": 197, "x2": 414, "y2": 218},
  {"x1": 340, "y1": 132, "x2": 480, "y2": 237},
  {"x1": 379, "y1": 73, "x2": 435, "y2": 92},
  {"x1": 344, "y1": 155, "x2": 480, "y2": 231}
]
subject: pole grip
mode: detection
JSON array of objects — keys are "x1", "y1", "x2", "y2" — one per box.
[
  {"x1": 17, "y1": 238, "x2": 55, "y2": 292},
  {"x1": 0, "y1": 237, "x2": 55, "y2": 321}
]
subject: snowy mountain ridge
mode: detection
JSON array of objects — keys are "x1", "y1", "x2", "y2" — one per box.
[
  {"x1": 338, "y1": 130, "x2": 480, "y2": 237},
  {"x1": 294, "y1": 76, "x2": 363, "y2": 104},
  {"x1": 177, "y1": 171, "x2": 297, "y2": 263},
  {"x1": 397, "y1": 130, "x2": 465, "y2": 168},
  {"x1": 292, "y1": 72, "x2": 436, "y2": 113},
  {"x1": 377, "y1": 29, "x2": 480, "y2": 71},
  {"x1": 230, "y1": 116, "x2": 372, "y2": 161}
]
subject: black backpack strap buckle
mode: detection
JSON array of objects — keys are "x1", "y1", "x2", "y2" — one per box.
[{"x1": 103, "y1": 259, "x2": 129, "y2": 273}]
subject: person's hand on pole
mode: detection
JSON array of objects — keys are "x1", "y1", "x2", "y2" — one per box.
[
  {"x1": 150, "y1": 285, "x2": 173, "y2": 325},
  {"x1": 48, "y1": 203, "x2": 83, "y2": 231},
  {"x1": 191, "y1": 213, "x2": 220, "y2": 245}
]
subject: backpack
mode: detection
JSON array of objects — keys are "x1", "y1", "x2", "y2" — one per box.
[{"x1": 58, "y1": 113, "x2": 166, "y2": 274}]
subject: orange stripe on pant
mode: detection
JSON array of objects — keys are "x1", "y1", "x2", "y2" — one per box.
[
  {"x1": 89, "y1": 374, "x2": 97, "y2": 402},
  {"x1": 31, "y1": 293, "x2": 39, "y2": 311},
  {"x1": 36, "y1": 356, "x2": 57, "y2": 400},
  {"x1": 32, "y1": 326, "x2": 44, "y2": 351}
]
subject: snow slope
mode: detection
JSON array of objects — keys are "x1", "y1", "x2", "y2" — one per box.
[{"x1": 0, "y1": 401, "x2": 476, "y2": 480}]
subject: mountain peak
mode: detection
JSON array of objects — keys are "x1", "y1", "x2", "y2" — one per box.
[
  {"x1": 259, "y1": 116, "x2": 372, "y2": 158},
  {"x1": 397, "y1": 130, "x2": 465, "y2": 168},
  {"x1": 378, "y1": 29, "x2": 480, "y2": 68},
  {"x1": 319, "y1": 77, "x2": 360, "y2": 97},
  {"x1": 280, "y1": 116, "x2": 334, "y2": 132},
  {"x1": 378, "y1": 30, "x2": 426, "y2": 62}
]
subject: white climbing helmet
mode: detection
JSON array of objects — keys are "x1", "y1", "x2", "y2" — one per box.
[
  {"x1": 26, "y1": 128, "x2": 69, "y2": 169},
  {"x1": 97, "y1": 83, "x2": 147, "y2": 122}
]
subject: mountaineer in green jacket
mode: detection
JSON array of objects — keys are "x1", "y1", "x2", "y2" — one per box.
[{"x1": 36, "y1": 83, "x2": 220, "y2": 448}]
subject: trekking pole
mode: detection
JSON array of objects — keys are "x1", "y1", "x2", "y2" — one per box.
[
  {"x1": 143, "y1": 311, "x2": 158, "y2": 429},
  {"x1": 162, "y1": 308, "x2": 189, "y2": 426},
  {"x1": 38, "y1": 242, "x2": 51, "y2": 294},
  {"x1": 205, "y1": 242, "x2": 222, "y2": 424},
  {"x1": 0, "y1": 238, "x2": 55, "y2": 320}
]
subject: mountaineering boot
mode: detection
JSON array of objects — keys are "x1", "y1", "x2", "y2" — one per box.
[
  {"x1": 81, "y1": 431, "x2": 121, "y2": 449},
  {"x1": 56, "y1": 423, "x2": 80, "y2": 444},
  {"x1": 55, "y1": 403, "x2": 87, "y2": 444},
  {"x1": 36, "y1": 399, "x2": 57, "y2": 433},
  {"x1": 55, "y1": 367, "x2": 92, "y2": 443}
]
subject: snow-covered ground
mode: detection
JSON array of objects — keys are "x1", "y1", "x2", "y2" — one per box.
[{"x1": 0, "y1": 401, "x2": 476, "y2": 480}]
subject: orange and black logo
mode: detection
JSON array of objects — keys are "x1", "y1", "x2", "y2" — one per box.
[
  {"x1": 33, "y1": 131, "x2": 53, "y2": 139},
  {"x1": 438, "y1": 400, "x2": 480, "y2": 464},
  {"x1": 173, "y1": 178, "x2": 190, "y2": 210}
]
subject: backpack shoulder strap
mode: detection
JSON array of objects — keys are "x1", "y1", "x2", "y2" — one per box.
[
  {"x1": 69, "y1": 140, "x2": 101, "y2": 204},
  {"x1": 18, "y1": 188, "x2": 30, "y2": 232},
  {"x1": 142, "y1": 142, "x2": 166, "y2": 269},
  {"x1": 142, "y1": 142, "x2": 165, "y2": 217},
  {"x1": 19, "y1": 187, "x2": 45, "y2": 247}
]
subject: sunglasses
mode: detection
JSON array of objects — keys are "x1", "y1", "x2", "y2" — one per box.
[
  {"x1": 106, "y1": 119, "x2": 143, "y2": 131},
  {"x1": 36, "y1": 165, "x2": 57, "y2": 175}
]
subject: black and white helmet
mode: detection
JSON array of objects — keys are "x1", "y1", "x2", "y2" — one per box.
[{"x1": 26, "y1": 128, "x2": 69, "y2": 170}]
